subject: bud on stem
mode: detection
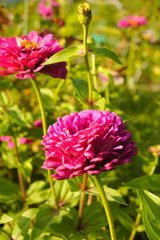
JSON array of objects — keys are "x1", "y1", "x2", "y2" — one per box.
[{"x1": 78, "y1": 2, "x2": 92, "y2": 26}]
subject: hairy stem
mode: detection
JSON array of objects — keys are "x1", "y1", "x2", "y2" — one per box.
[
  {"x1": 83, "y1": 24, "x2": 93, "y2": 105},
  {"x1": 30, "y1": 78, "x2": 59, "y2": 209},
  {"x1": 93, "y1": 174, "x2": 117, "y2": 240},
  {"x1": 77, "y1": 173, "x2": 88, "y2": 229}
]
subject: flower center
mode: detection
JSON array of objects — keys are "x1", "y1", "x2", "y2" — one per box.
[
  {"x1": 21, "y1": 39, "x2": 38, "y2": 49},
  {"x1": 128, "y1": 19, "x2": 138, "y2": 25}
]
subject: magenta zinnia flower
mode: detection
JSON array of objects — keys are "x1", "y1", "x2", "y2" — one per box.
[
  {"x1": 38, "y1": 0, "x2": 59, "y2": 20},
  {"x1": 0, "y1": 31, "x2": 67, "y2": 79},
  {"x1": 118, "y1": 15, "x2": 147, "y2": 28},
  {"x1": 42, "y1": 110, "x2": 137, "y2": 180}
]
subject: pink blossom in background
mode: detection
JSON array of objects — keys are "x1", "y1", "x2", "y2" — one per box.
[
  {"x1": 34, "y1": 119, "x2": 42, "y2": 128},
  {"x1": 117, "y1": 15, "x2": 147, "y2": 28},
  {"x1": 0, "y1": 136, "x2": 33, "y2": 149},
  {"x1": 0, "y1": 136, "x2": 11, "y2": 141},
  {"x1": 38, "y1": 0, "x2": 59, "y2": 20},
  {"x1": 8, "y1": 140, "x2": 14, "y2": 149},
  {"x1": 0, "y1": 136, "x2": 14, "y2": 149},
  {"x1": 20, "y1": 137, "x2": 33, "y2": 145},
  {"x1": 42, "y1": 110, "x2": 137, "y2": 180},
  {"x1": 0, "y1": 31, "x2": 67, "y2": 79}
]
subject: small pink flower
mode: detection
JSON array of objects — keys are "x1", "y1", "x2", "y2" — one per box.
[
  {"x1": 38, "y1": 0, "x2": 59, "y2": 20},
  {"x1": 0, "y1": 136, "x2": 11, "y2": 141},
  {"x1": 0, "y1": 136, "x2": 14, "y2": 149},
  {"x1": 8, "y1": 140, "x2": 14, "y2": 149},
  {"x1": 34, "y1": 119, "x2": 42, "y2": 128},
  {"x1": 0, "y1": 31, "x2": 67, "y2": 79},
  {"x1": 42, "y1": 110, "x2": 137, "y2": 180},
  {"x1": 118, "y1": 15, "x2": 147, "y2": 28},
  {"x1": 20, "y1": 137, "x2": 33, "y2": 145}
]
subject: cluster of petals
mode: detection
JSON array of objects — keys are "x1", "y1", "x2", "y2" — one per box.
[
  {"x1": 117, "y1": 15, "x2": 147, "y2": 28},
  {"x1": 0, "y1": 136, "x2": 33, "y2": 149},
  {"x1": 42, "y1": 110, "x2": 137, "y2": 180},
  {"x1": 38, "y1": 0, "x2": 59, "y2": 20},
  {"x1": 34, "y1": 119, "x2": 42, "y2": 128},
  {"x1": 0, "y1": 31, "x2": 67, "y2": 79}
]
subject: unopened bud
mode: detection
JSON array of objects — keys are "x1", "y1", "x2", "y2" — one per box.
[{"x1": 78, "y1": 2, "x2": 92, "y2": 26}]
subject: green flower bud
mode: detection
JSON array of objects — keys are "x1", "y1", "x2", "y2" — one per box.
[{"x1": 78, "y1": 2, "x2": 92, "y2": 26}]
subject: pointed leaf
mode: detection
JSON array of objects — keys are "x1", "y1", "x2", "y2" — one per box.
[
  {"x1": 0, "y1": 214, "x2": 13, "y2": 224},
  {"x1": 12, "y1": 208, "x2": 38, "y2": 240},
  {"x1": 124, "y1": 174, "x2": 160, "y2": 191},
  {"x1": 31, "y1": 204, "x2": 68, "y2": 240},
  {"x1": 88, "y1": 43, "x2": 121, "y2": 64},
  {"x1": 42, "y1": 45, "x2": 83, "y2": 65},
  {"x1": 138, "y1": 190, "x2": 160, "y2": 240},
  {"x1": 85, "y1": 186, "x2": 127, "y2": 205}
]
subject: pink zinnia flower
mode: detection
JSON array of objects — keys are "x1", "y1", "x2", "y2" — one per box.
[
  {"x1": 118, "y1": 15, "x2": 147, "y2": 28},
  {"x1": 20, "y1": 137, "x2": 33, "y2": 145},
  {"x1": 42, "y1": 110, "x2": 137, "y2": 180},
  {"x1": 0, "y1": 136, "x2": 14, "y2": 149},
  {"x1": 38, "y1": 0, "x2": 59, "y2": 20},
  {"x1": 34, "y1": 119, "x2": 42, "y2": 128},
  {"x1": 0, "y1": 31, "x2": 67, "y2": 79}
]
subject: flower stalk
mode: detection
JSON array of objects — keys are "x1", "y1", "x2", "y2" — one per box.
[
  {"x1": 30, "y1": 78, "x2": 59, "y2": 209},
  {"x1": 93, "y1": 174, "x2": 117, "y2": 240},
  {"x1": 77, "y1": 172, "x2": 88, "y2": 230},
  {"x1": 23, "y1": 0, "x2": 29, "y2": 35},
  {"x1": 12, "y1": 135, "x2": 28, "y2": 209},
  {"x1": 78, "y1": 2, "x2": 93, "y2": 105}
]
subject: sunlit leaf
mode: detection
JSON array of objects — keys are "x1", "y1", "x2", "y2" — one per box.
[
  {"x1": 42, "y1": 45, "x2": 83, "y2": 65},
  {"x1": 124, "y1": 174, "x2": 160, "y2": 191},
  {"x1": 138, "y1": 190, "x2": 160, "y2": 240},
  {"x1": 88, "y1": 43, "x2": 121, "y2": 64},
  {"x1": 12, "y1": 208, "x2": 38, "y2": 240}
]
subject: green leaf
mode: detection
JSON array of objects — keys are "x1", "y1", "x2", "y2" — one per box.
[
  {"x1": 30, "y1": 204, "x2": 68, "y2": 240},
  {"x1": 0, "y1": 214, "x2": 13, "y2": 224},
  {"x1": 40, "y1": 88, "x2": 54, "y2": 110},
  {"x1": 72, "y1": 78, "x2": 88, "y2": 103},
  {"x1": 0, "y1": 80, "x2": 12, "y2": 89},
  {"x1": 85, "y1": 186, "x2": 127, "y2": 205},
  {"x1": 66, "y1": 176, "x2": 82, "y2": 192},
  {"x1": 88, "y1": 43, "x2": 122, "y2": 64},
  {"x1": 124, "y1": 174, "x2": 160, "y2": 191},
  {"x1": 0, "y1": 178, "x2": 21, "y2": 203},
  {"x1": 4, "y1": 105, "x2": 30, "y2": 127},
  {"x1": 49, "y1": 180, "x2": 80, "y2": 208},
  {"x1": 82, "y1": 202, "x2": 107, "y2": 233},
  {"x1": 138, "y1": 190, "x2": 160, "y2": 240},
  {"x1": 117, "y1": 209, "x2": 134, "y2": 231},
  {"x1": 12, "y1": 208, "x2": 38, "y2": 240},
  {"x1": 42, "y1": 45, "x2": 83, "y2": 65},
  {"x1": 46, "y1": 216, "x2": 77, "y2": 240},
  {"x1": 95, "y1": 97, "x2": 106, "y2": 111},
  {"x1": 27, "y1": 181, "x2": 50, "y2": 205}
]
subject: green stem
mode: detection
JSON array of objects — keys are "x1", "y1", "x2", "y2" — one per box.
[
  {"x1": 30, "y1": 78, "x2": 59, "y2": 209},
  {"x1": 53, "y1": 79, "x2": 65, "y2": 107},
  {"x1": 129, "y1": 211, "x2": 141, "y2": 240},
  {"x1": 53, "y1": 79, "x2": 65, "y2": 120},
  {"x1": 127, "y1": 31, "x2": 136, "y2": 89},
  {"x1": 23, "y1": 0, "x2": 29, "y2": 35},
  {"x1": 83, "y1": 24, "x2": 93, "y2": 105},
  {"x1": 91, "y1": 53, "x2": 98, "y2": 90},
  {"x1": 93, "y1": 175, "x2": 117, "y2": 240},
  {"x1": 0, "y1": 229, "x2": 13, "y2": 240},
  {"x1": 149, "y1": 153, "x2": 159, "y2": 176},
  {"x1": 77, "y1": 173, "x2": 88, "y2": 230},
  {"x1": 12, "y1": 135, "x2": 28, "y2": 210}
]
